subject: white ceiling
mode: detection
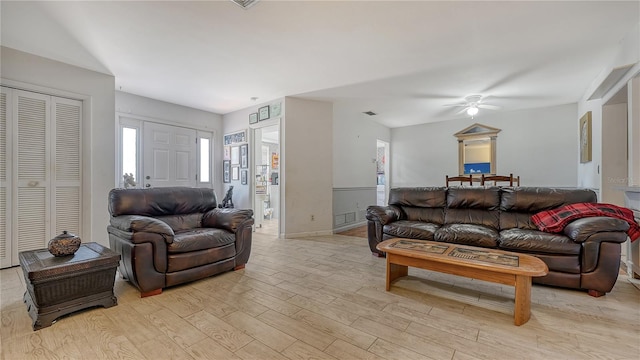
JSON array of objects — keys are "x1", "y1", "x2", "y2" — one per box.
[{"x1": 1, "y1": 1, "x2": 638, "y2": 128}]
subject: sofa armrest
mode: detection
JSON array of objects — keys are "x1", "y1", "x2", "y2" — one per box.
[
  {"x1": 203, "y1": 208, "x2": 254, "y2": 233},
  {"x1": 563, "y1": 216, "x2": 630, "y2": 243},
  {"x1": 110, "y1": 215, "x2": 174, "y2": 243},
  {"x1": 366, "y1": 205, "x2": 400, "y2": 225}
]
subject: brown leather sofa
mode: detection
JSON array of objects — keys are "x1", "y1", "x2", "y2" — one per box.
[
  {"x1": 107, "y1": 187, "x2": 254, "y2": 297},
  {"x1": 367, "y1": 187, "x2": 630, "y2": 296}
]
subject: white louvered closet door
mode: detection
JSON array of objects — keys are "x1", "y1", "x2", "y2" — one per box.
[
  {"x1": 52, "y1": 97, "x2": 82, "y2": 238},
  {"x1": 15, "y1": 90, "x2": 51, "y2": 257},
  {"x1": 1, "y1": 87, "x2": 82, "y2": 268},
  {"x1": 0, "y1": 88, "x2": 12, "y2": 268}
]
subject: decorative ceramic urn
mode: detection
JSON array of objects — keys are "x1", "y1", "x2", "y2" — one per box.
[{"x1": 48, "y1": 231, "x2": 81, "y2": 257}]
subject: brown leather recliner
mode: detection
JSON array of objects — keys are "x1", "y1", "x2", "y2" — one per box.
[{"x1": 107, "y1": 187, "x2": 254, "y2": 297}]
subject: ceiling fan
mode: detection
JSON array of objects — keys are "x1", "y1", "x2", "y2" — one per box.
[{"x1": 443, "y1": 95, "x2": 501, "y2": 117}]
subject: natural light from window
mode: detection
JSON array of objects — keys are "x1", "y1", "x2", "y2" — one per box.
[
  {"x1": 200, "y1": 138, "x2": 210, "y2": 182},
  {"x1": 122, "y1": 127, "x2": 137, "y2": 186}
]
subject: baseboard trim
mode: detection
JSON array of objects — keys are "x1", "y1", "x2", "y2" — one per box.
[{"x1": 333, "y1": 220, "x2": 367, "y2": 234}]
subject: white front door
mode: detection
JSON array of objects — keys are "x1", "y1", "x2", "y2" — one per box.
[{"x1": 143, "y1": 122, "x2": 197, "y2": 188}]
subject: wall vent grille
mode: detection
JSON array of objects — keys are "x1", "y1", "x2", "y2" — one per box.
[{"x1": 230, "y1": 0, "x2": 260, "y2": 9}]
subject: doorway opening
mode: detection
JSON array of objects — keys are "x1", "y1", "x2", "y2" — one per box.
[
  {"x1": 253, "y1": 124, "x2": 280, "y2": 236},
  {"x1": 601, "y1": 87, "x2": 629, "y2": 206},
  {"x1": 602, "y1": 74, "x2": 640, "y2": 279},
  {"x1": 376, "y1": 140, "x2": 390, "y2": 206}
]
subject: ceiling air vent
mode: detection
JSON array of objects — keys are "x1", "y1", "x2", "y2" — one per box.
[
  {"x1": 363, "y1": 111, "x2": 377, "y2": 116},
  {"x1": 230, "y1": 0, "x2": 260, "y2": 9}
]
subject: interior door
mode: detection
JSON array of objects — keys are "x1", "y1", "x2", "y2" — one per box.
[
  {"x1": 0, "y1": 88, "x2": 11, "y2": 268},
  {"x1": 143, "y1": 122, "x2": 197, "y2": 188},
  {"x1": 15, "y1": 90, "x2": 51, "y2": 259}
]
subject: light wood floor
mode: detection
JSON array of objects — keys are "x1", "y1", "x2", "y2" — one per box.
[
  {"x1": 2, "y1": 233, "x2": 639, "y2": 359},
  {"x1": 336, "y1": 225, "x2": 368, "y2": 238}
]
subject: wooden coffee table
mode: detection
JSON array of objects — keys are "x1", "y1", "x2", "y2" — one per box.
[{"x1": 377, "y1": 238, "x2": 548, "y2": 326}]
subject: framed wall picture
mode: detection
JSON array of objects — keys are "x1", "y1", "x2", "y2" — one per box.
[
  {"x1": 258, "y1": 106, "x2": 270, "y2": 121},
  {"x1": 232, "y1": 166, "x2": 239, "y2": 181},
  {"x1": 271, "y1": 102, "x2": 282, "y2": 118},
  {"x1": 580, "y1": 111, "x2": 592, "y2": 163},
  {"x1": 240, "y1": 144, "x2": 248, "y2": 168},
  {"x1": 231, "y1": 146, "x2": 240, "y2": 165},
  {"x1": 249, "y1": 113, "x2": 258, "y2": 124},
  {"x1": 241, "y1": 170, "x2": 248, "y2": 185},
  {"x1": 224, "y1": 130, "x2": 247, "y2": 145},
  {"x1": 223, "y1": 160, "x2": 231, "y2": 183},
  {"x1": 223, "y1": 146, "x2": 231, "y2": 160}
]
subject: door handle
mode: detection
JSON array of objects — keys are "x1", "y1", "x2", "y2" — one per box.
[{"x1": 145, "y1": 184, "x2": 151, "y2": 188}]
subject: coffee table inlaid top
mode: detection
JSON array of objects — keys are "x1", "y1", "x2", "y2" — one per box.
[{"x1": 377, "y1": 239, "x2": 548, "y2": 277}]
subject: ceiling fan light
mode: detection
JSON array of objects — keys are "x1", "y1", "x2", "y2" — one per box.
[{"x1": 466, "y1": 106, "x2": 479, "y2": 116}]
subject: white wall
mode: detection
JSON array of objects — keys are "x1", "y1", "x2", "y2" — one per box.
[
  {"x1": 1, "y1": 46, "x2": 115, "y2": 247},
  {"x1": 579, "y1": 22, "x2": 640, "y2": 191},
  {"x1": 576, "y1": 100, "x2": 602, "y2": 190},
  {"x1": 332, "y1": 103, "x2": 391, "y2": 231},
  {"x1": 333, "y1": 104, "x2": 391, "y2": 188},
  {"x1": 115, "y1": 91, "x2": 224, "y2": 196},
  {"x1": 391, "y1": 104, "x2": 579, "y2": 188},
  {"x1": 283, "y1": 97, "x2": 333, "y2": 237},
  {"x1": 116, "y1": 91, "x2": 222, "y2": 131}
]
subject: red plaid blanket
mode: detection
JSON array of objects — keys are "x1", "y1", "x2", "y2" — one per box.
[{"x1": 531, "y1": 203, "x2": 640, "y2": 242}]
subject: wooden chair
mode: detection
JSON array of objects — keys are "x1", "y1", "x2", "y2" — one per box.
[
  {"x1": 481, "y1": 173, "x2": 520, "y2": 186},
  {"x1": 446, "y1": 175, "x2": 473, "y2": 186}
]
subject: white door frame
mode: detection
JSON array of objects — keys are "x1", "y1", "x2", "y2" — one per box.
[
  {"x1": 117, "y1": 113, "x2": 215, "y2": 190},
  {"x1": 377, "y1": 139, "x2": 390, "y2": 205},
  {"x1": 250, "y1": 120, "x2": 281, "y2": 237}
]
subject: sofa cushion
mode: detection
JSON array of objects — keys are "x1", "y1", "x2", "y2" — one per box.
[
  {"x1": 498, "y1": 228, "x2": 580, "y2": 255},
  {"x1": 402, "y1": 207, "x2": 445, "y2": 224},
  {"x1": 168, "y1": 228, "x2": 235, "y2": 254},
  {"x1": 499, "y1": 212, "x2": 538, "y2": 230},
  {"x1": 434, "y1": 224, "x2": 499, "y2": 248},
  {"x1": 157, "y1": 213, "x2": 203, "y2": 232},
  {"x1": 500, "y1": 187, "x2": 596, "y2": 213},
  {"x1": 447, "y1": 187, "x2": 500, "y2": 210},
  {"x1": 384, "y1": 221, "x2": 439, "y2": 240},
  {"x1": 445, "y1": 208, "x2": 500, "y2": 229},
  {"x1": 389, "y1": 187, "x2": 447, "y2": 208}
]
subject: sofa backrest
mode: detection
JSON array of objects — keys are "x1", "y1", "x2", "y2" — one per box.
[
  {"x1": 157, "y1": 213, "x2": 204, "y2": 232},
  {"x1": 109, "y1": 187, "x2": 218, "y2": 217},
  {"x1": 445, "y1": 187, "x2": 501, "y2": 229},
  {"x1": 386, "y1": 186, "x2": 597, "y2": 231},
  {"x1": 388, "y1": 187, "x2": 446, "y2": 224},
  {"x1": 499, "y1": 187, "x2": 597, "y2": 230}
]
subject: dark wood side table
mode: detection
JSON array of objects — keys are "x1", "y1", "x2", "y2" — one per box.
[{"x1": 19, "y1": 242, "x2": 121, "y2": 330}]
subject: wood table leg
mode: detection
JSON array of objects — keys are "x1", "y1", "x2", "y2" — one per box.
[
  {"x1": 514, "y1": 275, "x2": 532, "y2": 326},
  {"x1": 386, "y1": 256, "x2": 408, "y2": 291}
]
